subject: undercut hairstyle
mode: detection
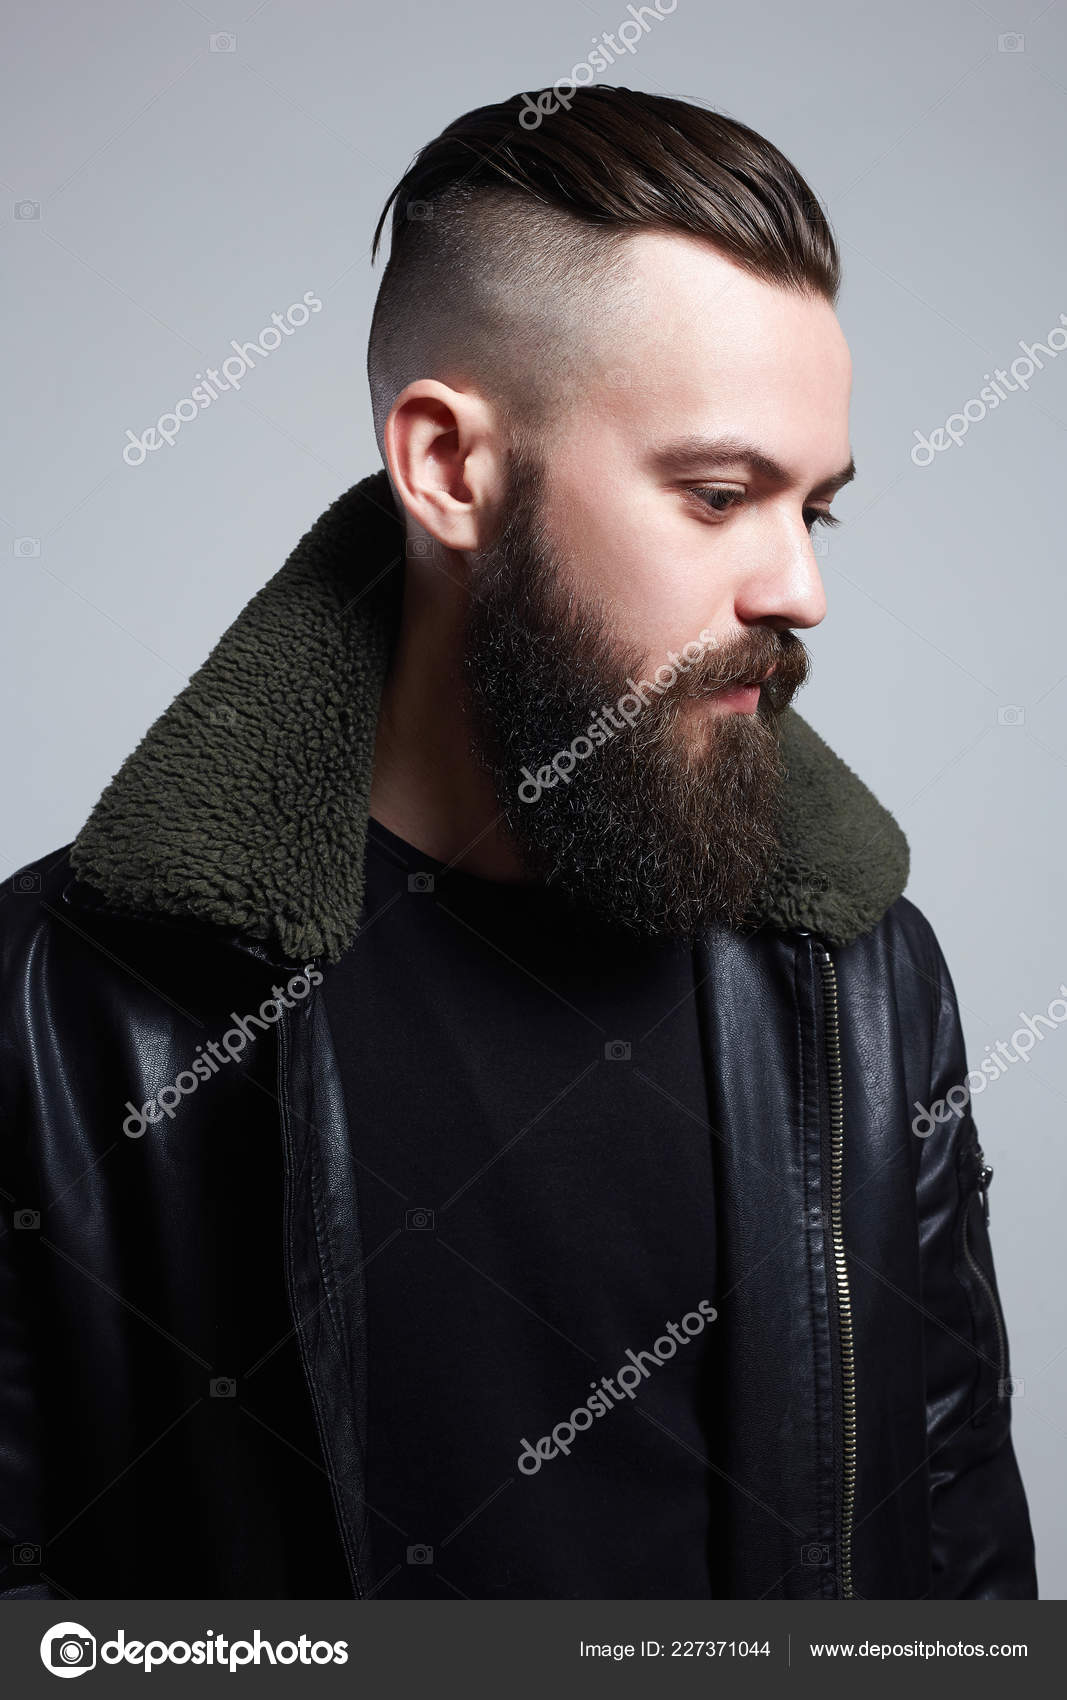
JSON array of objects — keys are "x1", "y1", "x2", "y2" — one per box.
[{"x1": 367, "y1": 85, "x2": 840, "y2": 457}]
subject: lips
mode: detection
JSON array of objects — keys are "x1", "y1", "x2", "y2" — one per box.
[{"x1": 690, "y1": 661, "x2": 779, "y2": 699}]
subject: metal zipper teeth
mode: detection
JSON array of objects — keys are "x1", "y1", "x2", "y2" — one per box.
[
  {"x1": 816, "y1": 944, "x2": 857, "y2": 1600},
  {"x1": 961, "y1": 1156, "x2": 1008, "y2": 1385}
]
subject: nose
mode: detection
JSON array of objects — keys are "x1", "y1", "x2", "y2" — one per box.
[{"x1": 733, "y1": 516, "x2": 827, "y2": 632}]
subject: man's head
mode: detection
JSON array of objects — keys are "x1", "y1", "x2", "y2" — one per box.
[{"x1": 367, "y1": 87, "x2": 854, "y2": 935}]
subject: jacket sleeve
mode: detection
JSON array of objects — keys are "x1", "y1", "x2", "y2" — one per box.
[
  {"x1": 0, "y1": 1126, "x2": 52, "y2": 1597},
  {"x1": 0, "y1": 962, "x2": 64, "y2": 1603},
  {"x1": 915, "y1": 930, "x2": 1038, "y2": 1597}
]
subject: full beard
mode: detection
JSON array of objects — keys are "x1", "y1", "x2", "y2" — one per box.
[{"x1": 461, "y1": 447, "x2": 810, "y2": 938}]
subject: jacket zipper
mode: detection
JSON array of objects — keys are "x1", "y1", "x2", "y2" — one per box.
[
  {"x1": 961, "y1": 1144, "x2": 1008, "y2": 1385},
  {"x1": 815, "y1": 943, "x2": 857, "y2": 1600}
]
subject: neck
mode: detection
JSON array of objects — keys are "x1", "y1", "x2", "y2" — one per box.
[{"x1": 368, "y1": 563, "x2": 529, "y2": 881}]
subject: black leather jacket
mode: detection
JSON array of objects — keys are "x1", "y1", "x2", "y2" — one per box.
[{"x1": 0, "y1": 471, "x2": 1037, "y2": 1600}]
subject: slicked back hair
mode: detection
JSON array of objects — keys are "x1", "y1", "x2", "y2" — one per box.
[{"x1": 367, "y1": 86, "x2": 840, "y2": 457}]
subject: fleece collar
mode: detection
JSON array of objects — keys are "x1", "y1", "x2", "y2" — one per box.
[{"x1": 69, "y1": 468, "x2": 909, "y2": 962}]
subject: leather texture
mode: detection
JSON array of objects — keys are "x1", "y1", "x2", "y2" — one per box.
[{"x1": 0, "y1": 846, "x2": 1037, "y2": 1600}]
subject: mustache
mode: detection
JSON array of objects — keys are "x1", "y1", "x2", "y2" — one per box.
[{"x1": 664, "y1": 627, "x2": 810, "y2": 710}]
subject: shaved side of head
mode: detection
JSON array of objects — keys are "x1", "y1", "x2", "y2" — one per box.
[{"x1": 368, "y1": 184, "x2": 639, "y2": 459}]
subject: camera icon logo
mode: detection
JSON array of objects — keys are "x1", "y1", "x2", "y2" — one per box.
[
  {"x1": 408, "y1": 871, "x2": 435, "y2": 893},
  {"x1": 406, "y1": 201, "x2": 434, "y2": 221},
  {"x1": 13, "y1": 1541, "x2": 41, "y2": 1564},
  {"x1": 15, "y1": 1209, "x2": 40, "y2": 1230},
  {"x1": 406, "y1": 537, "x2": 433, "y2": 557},
  {"x1": 210, "y1": 32, "x2": 236, "y2": 51},
  {"x1": 209, "y1": 1376, "x2": 237, "y2": 1398},
  {"x1": 12, "y1": 871, "x2": 42, "y2": 893},
  {"x1": 801, "y1": 1541, "x2": 831, "y2": 1565},
  {"x1": 40, "y1": 1622, "x2": 96, "y2": 1678},
  {"x1": 405, "y1": 1207, "x2": 435, "y2": 1231},
  {"x1": 997, "y1": 32, "x2": 1024, "y2": 51},
  {"x1": 407, "y1": 1543, "x2": 434, "y2": 1564},
  {"x1": 14, "y1": 538, "x2": 41, "y2": 556},
  {"x1": 604, "y1": 1040, "x2": 631, "y2": 1061},
  {"x1": 997, "y1": 704, "x2": 1025, "y2": 726},
  {"x1": 14, "y1": 201, "x2": 40, "y2": 220}
]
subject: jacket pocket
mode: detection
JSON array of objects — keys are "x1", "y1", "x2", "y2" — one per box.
[{"x1": 952, "y1": 1135, "x2": 1011, "y2": 1427}]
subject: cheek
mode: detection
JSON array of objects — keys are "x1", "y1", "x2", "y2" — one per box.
[{"x1": 566, "y1": 510, "x2": 733, "y2": 664}]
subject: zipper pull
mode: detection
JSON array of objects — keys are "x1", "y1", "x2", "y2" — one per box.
[{"x1": 976, "y1": 1142, "x2": 994, "y2": 1225}]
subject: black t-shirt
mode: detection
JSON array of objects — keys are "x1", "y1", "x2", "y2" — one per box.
[{"x1": 320, "y1": 817, "x2": 720, "y2": 1599}]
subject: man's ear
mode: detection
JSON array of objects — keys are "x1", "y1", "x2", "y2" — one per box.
[{"x1": 384, "y1": 380, "x2": 504, "y2": 553}]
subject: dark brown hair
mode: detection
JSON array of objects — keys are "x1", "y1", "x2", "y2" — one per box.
[{"x1": 367, "y1": 86, "x2": 839, "y2": 449}]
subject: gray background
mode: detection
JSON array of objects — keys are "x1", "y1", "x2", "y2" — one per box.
[{"x1": 3, "y1": 0, "x2": 1065, "y2": 1597}]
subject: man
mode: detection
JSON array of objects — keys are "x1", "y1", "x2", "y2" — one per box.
[{"x1": 0, "y1": 87, "x2": 1036, "y2": 1601}]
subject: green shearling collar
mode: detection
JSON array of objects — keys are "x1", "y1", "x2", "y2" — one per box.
[{"x1": 69, "y1": 469, "x2": 909, "y2": 961}]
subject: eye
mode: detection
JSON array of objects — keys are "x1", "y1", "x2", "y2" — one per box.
[
  {"x1": 689, "y1": 485, "x2": 744, "y2": 516},
  {"x1": 688, "y1": 486, "x2": 842, "y2": 532},
  {"x1": 804, "y1": 508, "x2": 841, "y2": 532}
]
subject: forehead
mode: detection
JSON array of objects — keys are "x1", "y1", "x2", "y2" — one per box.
[{"x1": 581, "y1": 229, "x2": 852, "y2": 462}]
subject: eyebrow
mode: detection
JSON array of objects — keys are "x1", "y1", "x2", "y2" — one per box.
[{"x1": 648, "y1": 434, "x2": 857, "y2": 498}]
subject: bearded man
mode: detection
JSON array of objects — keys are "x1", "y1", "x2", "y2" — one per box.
[{"x1": 0, "y1": 85, "x2": 1036, "y2": 1602}]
